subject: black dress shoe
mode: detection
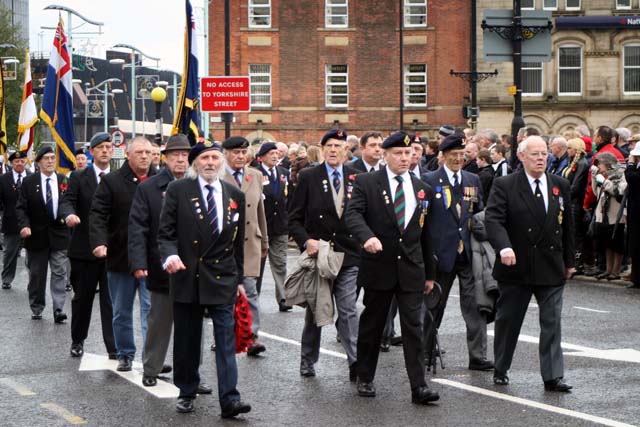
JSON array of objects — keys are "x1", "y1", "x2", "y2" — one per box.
[
  {"x1": 197, "y1": 383, "x2": 213, "y2": 394},
  {"x1": 625, "y1": 283, "x2": 640, "y2": 289},
  {"x1": 31, "y1": 313, "x2": 42, "y2": 320},
  {"x1": 108, "y1": 352, "x2": 117, "y2": 360},
  {"x1": 221, "y1": 400, "x2": 251, "y2": 419},
  {"x1": 142, "y1": 374, "x2": 157, "y2": 387},
  {"x1": 300, "y1": 361, "x2": 316, "y2": 377},
  {"x1": 595, "y1": 272, "x2": 610, "y2": 280},
  {"x1": 116, "y1": 357, "x2": 132, "y2": 372},
  {"x1": 411, "y1": 386, "x2": 440, "y2": 404},
  {"x1": 160, "y1": 364, "x2": 172, "y2": 374},
  {"x1": 356, "y1": 379, "x2": 376, "y2": 397},
  {"x1": 70, "y1": 343, "x2": 84, "y2": 358},
  {"x1": 247, "y1": 340, "x2": 266, "y2": 356},
  {"x1": 54, "y1": 309, "x2": 67, "y2": 324},
  {"x1": 349, "y1": 364, "x2": 357, "y2": 383},
  {"x1": 176, "y1": 397, "x2": 195, "y2": 413},
  {"x1": 2, "y1": 283, "x2": 10, "y2": 289},
  {"x1": 380, "y1": 338, "x2": 391, "y2": 352},
  {"x1": 544, "y1": 378, "x2": 572, "y2": 392},
  {"x1": 468, "y1": 358, "x2": 494, "y2": 371},
  {"x1": 210, "y1": 344, "x2": 216, "y2": 352},
  {"x1": 493, "y1": 370, "x2": 509, "y2": 385},
  {"x1": 390, "y1": 336, "x2": 403, "y2": 346},
  {"x1": 278, "y1": 302, "x2": 292, "y2": 312}
]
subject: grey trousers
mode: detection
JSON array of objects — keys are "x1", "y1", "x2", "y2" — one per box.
[
  {"x1": 266, "y1": 234, "x2": 288, "y2": 303},
  {"x1": 301, "y1": 265, "x2": 359, "y2": 366},
  {"x1": 143, "y1": 290, "x2": 173, "y2": 376},
  {"x1": 26, "y1": 248, "x2": 67, "y2": 315},
  {"x1": 2, "y1": 233, "x2": 22, "y2": 286},
  {"x1": 494, "y1": 284, "x2": 565, "y2": 382},
  {"x1": 243, "y1": 277, "x2": 260, "y2": 334}
]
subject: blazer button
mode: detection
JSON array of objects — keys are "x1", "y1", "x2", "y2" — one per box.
[
  {"x1": 397, "y1": 256, "x2": 401, "y2": 260},
  {"x1": 550, "y1": 245, "x2": 554, "y2": 250},
  {"x1": 555, "y1": 230, "x2": 559, "y2": 234},
  {"x1": 248, "y1": 204, "x2": 251, "y2": 207},
  {"x1": 216, "y1": 275, "x2": 221, "y2": 280},
  {"x1": 528, "y1": 228, "x2": 532, "y2": 232},
  {"x1": 319, "y1": 215, "x2": 323, "y2": 219},
  {"x1": 193, "y1": 240, "x2": 198, "y2": 244},
  {"x1": 399, "y1": 238, "x2": 403, "y2": 242},
  {"x1": 247, "y1": 221, "x2": 250, "y2": 225},
  {"x1": 215, "y1": 260, "x2": 219, "y2": 263},
  {"x1": 196, "y1": 274, "x2": 199, "y2": 278},
  {"x1": 274, "y1": 201, "x2": 278, "y2": 205},
  {"x1": 199, "y1": 257, "x2": 203, "y2": 262},
  {"x1": 458, "y1": 227, "x2": 462, "y2": 232},
  {"x1": 274, "y1": 212, "x2": 277, "y2": 216},
  {"x1": 245, "y1": 238, "x2": 249, "y2": 241}
]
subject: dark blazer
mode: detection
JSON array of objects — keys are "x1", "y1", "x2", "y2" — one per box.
[
  {"x1": 462, "y1": 159, "x2": 479, "y2": 174},
  {"x1": 128, "y1": 168, "x2": 175, "y2": 292},
  {"x1": 485, "y1": 171, "x2": 575, "y2": 287},
  {"x1": 90, "y1": 161, "x2": 156, "y2": 272},
  {"x1": 0, "y1": 171, "x2": 30, "y2": 234},
  {"x1": 59, "y1": 167, "x2": 103, "y2": 261},
  {"x1": 255, "y1": 164, "x2": 289, "y2": 236},
  {"x1": 16, "y1": 172, "x2": 69, "y2": 251},
  {"x1": 421, "y1": 167, "x2": 483, "y2": 273},
  {"x1": 158, "y1": 178, "x2": 245, "y2": 305},
  {"x1": 478, "y1": 165, "x2": 494, "y2": 206},
  {"x1": 288, "y1": 163, "x2": 360, "y2": 267},
  {"x1": 351, "y1": 158, "x2": 381, "y2": 173},
  {"x1": 345, "y1": 169, "x2": 436, "y2": 291}
]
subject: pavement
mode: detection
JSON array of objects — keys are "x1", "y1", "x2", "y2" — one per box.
[{"x1": 0, "y1": 249, "x2": 639, "y2": 426}]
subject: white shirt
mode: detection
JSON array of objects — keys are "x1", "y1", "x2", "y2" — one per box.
[
  {"x1": 386, "y1": 166, "x2": 416, "y2": 229},
  {"x1": 226, "y1": 165, "x2": 243, "y2": 184},
  {"x1": 12, "y1": 170, "x2": 23, "y2": 185},
  {"x1": 409, "y1": 165, "x2": 421, "y2": 178},
  {"x1": 443, "y1": 164, "x2": 462, "y2": 187},
  {"x1": 261, "y1": 163, "x2": 277, "y2": 179},
  {"x1": 525, "y1": 172, "x2": 548, "y2": 212},
  {"x1": 363, "y1": 159, "x2": 382, "y2": 172},
  {"x1": 40, "y1": 172, "x2": 59, "y2": 219},
  {"x1": 198, "y1": 176, "x2": 223, "y2": 233},
  {"x1": 93, "y1": 166, "x2": 110, "y2": 184}
]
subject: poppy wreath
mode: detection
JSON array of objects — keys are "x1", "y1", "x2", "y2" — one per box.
[{"x1": 234, "y1": 292, "x2": 254, "y2": 353}]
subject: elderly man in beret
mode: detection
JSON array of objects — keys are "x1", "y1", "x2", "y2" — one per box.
[
  {"x1": 60, "y1": 132, "x2": 117, "y2": 358},
  {"x1": 75, "y1": 148, "x2": 89, "y2": 171},
  {"x1": 0, "y1": 151, "x2": 30, "y2": 290},
  {"x1": 222, "y1": 136, "x2": 269, "y2": 356},
  {"x1": 158, "y1": 141, "x2": 251, "y2": 418},
  {"x1": 255, "y1": 142, "x2": 291, "y2": 312},
  {"x1": 346, "y1": 131, "x2": 439, "y2": 404},
  {"x1": 421, "y1": 134, "x2": 492, "y2": 371},
  {"x1": 16, "y1": 146, "x2": 70, "y2": 322},
  {"x1": 289, "y1": 128, "x2": 360, "y2": 381}
]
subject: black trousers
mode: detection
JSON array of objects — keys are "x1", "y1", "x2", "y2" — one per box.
[
  {"x1": 70, "y1": 258, "x2": 116, "y2": 354},
  {"x1": 356, "y1": 286, "x2": 426, "y2": 390}
]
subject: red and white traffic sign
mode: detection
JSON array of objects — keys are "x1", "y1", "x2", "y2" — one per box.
[
  {"x1": 111, "y1": 129, "x2": 126, "y2": 147},
  {"x1": 200, "y1": 76, "x2": 251, "y2": 113}
]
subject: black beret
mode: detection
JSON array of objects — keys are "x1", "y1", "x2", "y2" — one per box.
[
  {"x1": 439, "y1": 134, "x2": 465, "y2": 152},
  {"x1": 257, "y1": 142, "x2": 278, "y2": 158},
  {"x1": 439, "y1": 125, "x2": 455, "y2": 137},
  {"x1": 8, "y1": 151, "x2": 28, "y2": 161},
  {"x1": 76, "y1": 148, "x2": 88, "y2": 156},
  {"x1": 90, "y1": 132, "x2": 111, "y2": 149},
  {"x1": 381, "y1": 131, "x2": 412, "y2": 149},
  {"x1": 222, "y1": 136, "x2": 250, "y2": 150},
  {"x1": 162, "y1": 133, "x2": 191, "y2": 154},
  {"x1": 321, "y1": 128, "x2": 347, "y2": 146},
  {"x1": 35, "y1": 145, "x2": 54, "y2": 162},
  {"x1": 188, "y1": 141, "x2": 223, "y2": 164}
]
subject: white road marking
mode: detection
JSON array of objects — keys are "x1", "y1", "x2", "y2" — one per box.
[
  {"x1": 79, "y1": 353, "x2": 179, "y2": 398},
  {"x1": 261, "y1": 330, "x2": 637, "y2": 426},
  {"x1": 574, "y1": 306, "x2": 610, "y2": 313},
  {"x1": 486, "y1": 331, "x2": 640, "y2": 363},
  {"x1": 40, "y1": 403, "x2": 87, "y2": 425},
  {"x1": 431, "y1": 379, "x2": 636, "y2": 427},
  {"x1": 0, "y1": 378, "x2": 36, "y2": 396}
]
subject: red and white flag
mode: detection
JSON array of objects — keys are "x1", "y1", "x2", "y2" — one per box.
[{"x1": 17, "y1": 49, "x2": 38, "y2": 160}]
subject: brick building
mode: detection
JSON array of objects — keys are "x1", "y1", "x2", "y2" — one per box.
[
  {"x1": 477, "y1": 0, "x2": 640, "y2": 136},
  {"x1": 208, "y1": 0, "x2": 470, "y2": 143}
]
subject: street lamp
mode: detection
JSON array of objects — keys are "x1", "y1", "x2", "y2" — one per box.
[
  {"x1": 83, "y1": 78, "x2": 122, "y2": 139},
  {"x1": 43, "y1": 5, "x2": 104, "y2": 54},
  {"x1": 151, "y1": 86, "x2": 167, "y2": 146},
  {"x1": 111, "y1": 44, "x2": 160, "y2": 138}
]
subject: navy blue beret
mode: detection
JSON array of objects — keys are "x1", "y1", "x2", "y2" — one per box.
[
  {"x1": 320, "y1": 128, "x2": 347, "y2": 146},
  {"x1": 8, "y1": 151, "x2": 28, "y2": 161},
  {"x1": 439, "y1": 134, "x2": 465, "y2": 152},
  {"x1": 189, "y1": 141, "x2": 223, "y2": 164},
  {"x1": 257, "y1": 142, "x2": 278, "y2": 158},
  {"x1": 35, "y1": 145, "x2": 54, "y2": 162},
  {"x1": 439, "y1": 125, "x2": 456, "y2": 137},
  {"x1": 381, "y1": 131, "x2": 412, "y2": 149},
  {"x1": 90, "y1": 132, "x2": 111, "y2": 149}
]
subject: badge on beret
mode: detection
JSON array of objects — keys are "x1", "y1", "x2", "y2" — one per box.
[
  {"x1": 337, "y1": 130, "x2": 343, "y2": 137},
  {"x1": 204, "y1": 141, "x2": 213, "y2": 147},
  {"x1": 404, "y1": 135, "x2": 410, "y2": 146}
]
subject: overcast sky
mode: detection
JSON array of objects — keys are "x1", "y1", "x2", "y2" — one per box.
[{"x1": 29, "y1": 0, "x2": 207, "y2": 73}]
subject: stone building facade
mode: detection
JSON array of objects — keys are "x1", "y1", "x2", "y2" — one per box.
[{"x1": 477, "y1": 0, "x2": 640, "y2": 137}]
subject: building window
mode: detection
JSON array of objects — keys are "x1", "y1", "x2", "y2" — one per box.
[
  {"x1": 565, "y1": 0, "x2": 580, "y2": 10},
  {"x1": 325, "y1": 0, "x2": 348, "y2": 28},
  {"x1": 542, "y1": 0, "x2": 557, "y2": 10},
  {"x1": 404, "y1": 64, "x2": 427, "y2": 106},
  {"x1": 522, "y1": 0, "x2": 535, "y2": 10},
  {"x1": 558, "y1": 45, "x2": 582, "y2": 95},
  {"x1": 326, "y1": 64, "x2": 348, "y2": 107},
  {"x1": 522, "y1": 62, "x2": 543, "y2": 95},
  {"x1": 616, "y1": 0, "x2": 632, "y2": 10},
  {"x1": 404, "y1": 0, "x2": 427, "y2": 27},
  {"x1": 624, "y1": 45, "x2": 640, "y2": 94},
  {"x1": 248, "y1": 0, "x2": 271, "y2": 28},
  {"x1": 249, "y1": 64, "x2": 272, "y2": 107}
]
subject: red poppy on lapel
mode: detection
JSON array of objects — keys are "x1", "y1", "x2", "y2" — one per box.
[
  {"x1": 417, "y1": 189, "x2": 426, "y2": 200},
  {"x1": 246, "y1": 175, "x2": 252, "y2": 183},
  {"x1": 552, "y1": 186, "x2": 559, "y2": 196},
  {"x1": 229, "y1": 198, "x2": 238, "y2": 210},
  {"x1": 348, "y1": 174, "x2": 356, "y2": 181},
  {"x1": 280, "y1": 175, "x2": 287, "y2": 183},
  {"x1": 59, "y1": 177, "x2": 69, "y2": 193}
]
